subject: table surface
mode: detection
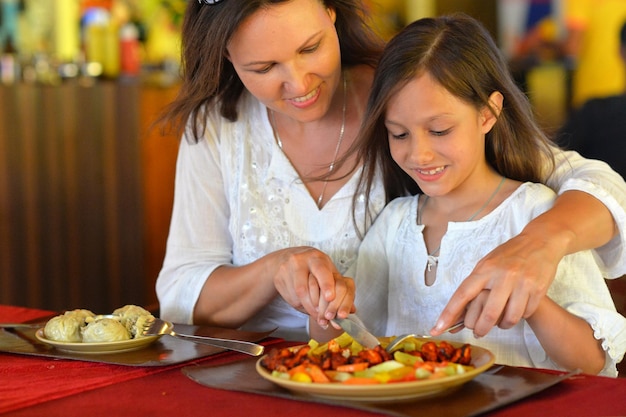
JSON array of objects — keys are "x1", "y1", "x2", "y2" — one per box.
[{"x1": 2, "y1": 305, "x2": 626, "y2": 417}]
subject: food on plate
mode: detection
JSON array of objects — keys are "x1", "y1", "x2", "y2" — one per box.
[
  {"x1": 42, "y1": 304, "x2": 154, "y2": 343},
  {"x1": 65, "y1": 309, "x2": 97, "y2": 322},
  {"x1": 261, "y1": 333, "x2": 474, "y2": 384},
  {"x1": 43, "y1": 311, "x2": 93, "y2": 342},
  {"x1": 112, "y1": 304, "x2": 153, "y2": 338},
  {"x1": 81, "y1": 317, "x2": 131, "y2": 342}
]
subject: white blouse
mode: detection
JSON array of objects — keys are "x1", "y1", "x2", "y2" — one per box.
[
  {"x1": 156, "y1": 91, "x2": 626, "y2": 340},
  {"x1": 353, "y1": 183, "x2": 626, "y2": 377},
  {"x1": 155, "y1": 92, "x2": 385, "y2": 336}
]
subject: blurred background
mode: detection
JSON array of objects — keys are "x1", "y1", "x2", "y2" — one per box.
[{"x1": 1, "y1": 0, "x2": 625, "y2": 314}]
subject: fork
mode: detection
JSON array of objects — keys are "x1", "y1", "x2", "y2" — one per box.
[
  {"x1": 385, "y1": 321, "x2": 465, "y2": 353},
  {"x1": 142, "y1": 317, "x2": 265, "y2": 356}
]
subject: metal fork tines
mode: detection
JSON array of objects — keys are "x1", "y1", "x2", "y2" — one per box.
[{"x1": 385, "y1": 321, "x2": 466, "y2": 353}]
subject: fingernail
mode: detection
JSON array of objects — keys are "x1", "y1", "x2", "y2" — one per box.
[
  {"x1": 433, "y1": 320, "x2": 444, "y2": 332},
  {"x1": 318, "y1": 320, "x2": 329, "y2": 330}
]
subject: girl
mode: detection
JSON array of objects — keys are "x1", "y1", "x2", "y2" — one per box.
[{"x1": 349, "y1": 14, "x2": 626, "y2": 376}]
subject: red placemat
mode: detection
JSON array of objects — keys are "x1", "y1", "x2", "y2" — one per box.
[
  {"x1": 0, "y1": 305, "x2": 55, "y2": 323},
  {"x1": 0, "y1": 305, "x2": 275, "y2": 367},
  {"x1": 0, "y1": 305, "x2": 280, "y2": 414}
]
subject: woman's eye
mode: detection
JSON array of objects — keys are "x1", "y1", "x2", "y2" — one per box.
[
  {"x1": 301, "y1": 43, "x2": 320, "y2": 54},
  {"x1": 254, "y1": 64, "x2": 274, "y2": 74}
]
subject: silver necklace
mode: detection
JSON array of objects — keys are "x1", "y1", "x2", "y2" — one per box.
[
  {"x1": 271, "y1": 73, "x2": 347, "y2": 208},
  {"x1": 417, "y1": 176, "x2": 506, "y2": 272}
]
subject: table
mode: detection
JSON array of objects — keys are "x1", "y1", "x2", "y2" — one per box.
[{"x1": 2, "y1": 305, "x2": 625, "y2": 417}]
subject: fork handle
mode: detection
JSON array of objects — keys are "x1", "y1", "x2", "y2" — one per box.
[
  {"x1": 172, "y1": 332, "x2": 265, "y2": 356},
  {"x1": 446, "y1": 321, "x2": 465, "y2": 333}
]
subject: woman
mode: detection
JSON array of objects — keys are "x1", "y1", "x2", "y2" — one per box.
[{"x1": 156, "y1": 0, "x2": 626, "y2": 341}]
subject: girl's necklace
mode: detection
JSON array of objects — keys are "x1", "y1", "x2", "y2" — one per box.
[
  {"x1": 270, "y1": 73, "x2": 347, "y2": 209},
  {"x1": 417, "y1": 175, "x2": 506, "y2": 272}
]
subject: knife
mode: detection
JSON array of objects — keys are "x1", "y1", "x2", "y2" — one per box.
[{"x1": 331, "y1": 315, "x2": 381, "y2": 349}]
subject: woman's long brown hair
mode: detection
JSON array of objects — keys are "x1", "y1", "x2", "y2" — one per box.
[{"x1": 156, "y1": 0, "x2": 384, "y2": 142}]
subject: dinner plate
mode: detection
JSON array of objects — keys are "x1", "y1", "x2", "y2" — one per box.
[
  {"x1": 256, "y1": 339, "x2": 495, "y2": 403},
  {"x1": 35, "y1": 329, "x2": 161, "y2": 354}
]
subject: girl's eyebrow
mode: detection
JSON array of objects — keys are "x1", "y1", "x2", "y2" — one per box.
[
  {"x1": 384, "y1": 119, "x2": 404, "y2": 128},
  {"x1": 240, "y1": 32, "x2": 323, "y2": 68}
]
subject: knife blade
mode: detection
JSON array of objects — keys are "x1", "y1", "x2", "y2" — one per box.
[{"x1": 331, "y1": 315, "x2": 380, "y2": 349}]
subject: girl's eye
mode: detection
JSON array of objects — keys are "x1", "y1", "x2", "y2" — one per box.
[
  {"x1": 388, "y1": 131, "x2": 408, "y2": 140},
  {"x1": 431, "y1": 128, "x2": 452, "y2": 137}
]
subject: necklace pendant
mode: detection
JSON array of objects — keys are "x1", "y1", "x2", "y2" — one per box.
[{"x1": 427, "y1": 255, "x2": 438, "y2": 272}]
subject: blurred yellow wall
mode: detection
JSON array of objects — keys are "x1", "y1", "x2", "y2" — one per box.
[{"x1": 564, "y1": 0, "x2": 626, "y2": 107}]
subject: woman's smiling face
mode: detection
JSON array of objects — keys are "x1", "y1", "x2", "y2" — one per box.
[{"x1": 226, "y1": 0, "x2": 342, "y2": 123}]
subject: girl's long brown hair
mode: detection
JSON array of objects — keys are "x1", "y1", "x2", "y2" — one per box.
[{"x1": 352, "y1": 13, "x2": 556, "y2": 232}]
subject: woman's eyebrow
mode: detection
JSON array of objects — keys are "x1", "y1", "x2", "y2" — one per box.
[{"x1": 240, "y1": 31, "x2": 323, "y2": 67}]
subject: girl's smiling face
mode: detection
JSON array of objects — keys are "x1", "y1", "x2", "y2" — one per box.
[
  {"x1": 385, "y1": 72, "x2": 501, "y2": 199},
  {"x1": 226, "y1": 0, "x2": 342, "y2": 124}
]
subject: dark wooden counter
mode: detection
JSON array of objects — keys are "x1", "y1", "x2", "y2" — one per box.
[{"x1": 0, "y1": 80, "x2": 179, "y2": 313}]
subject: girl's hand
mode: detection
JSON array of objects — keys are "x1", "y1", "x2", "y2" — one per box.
[
  {"x1": 272, "y1": 247, "x2": 354, "y2": 319},
  {"x1": 431, "y1": 231, "x2": 561, "y2": 337},
  {"x1": 314, "y1": 273, "x2": 356, "y2": 327}
]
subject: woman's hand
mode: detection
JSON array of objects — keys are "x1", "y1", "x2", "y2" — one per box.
[
  {"x1": 273, "y1": 247, "x2": 355, "y2": 323},
  {"x1": 193, "y1": 246, "x2": 354, "y2": 328},
  {"x1": 431, "y1": 190, "x2": 616, "y2": 338},
  {"x1": 431, "y1": 226, "x2": 563, "y2": 337}
]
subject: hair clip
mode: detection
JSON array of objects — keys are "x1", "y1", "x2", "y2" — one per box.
[{"x1": 198, "y1": 0, "x2": 224, "y2": 4}]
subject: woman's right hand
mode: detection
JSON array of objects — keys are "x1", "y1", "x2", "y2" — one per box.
[{"x1": 273, "y1": 247, "x2": 355, "y2": 325}]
